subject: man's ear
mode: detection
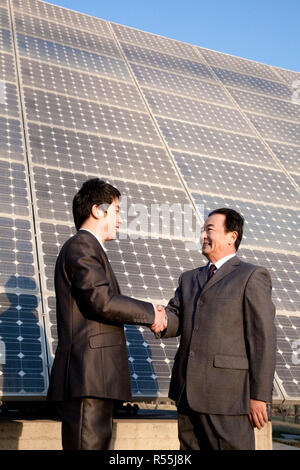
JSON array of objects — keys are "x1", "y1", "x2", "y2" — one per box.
[
  {"x1": 92, "y1": 203, "x2": 110, "y2": 219},
  {"x1": 228, "y1": 231, "x2": 238, "y2": 245},
  {"x1": 91, "y1": 204, "x2": 103, "y2": 219}
]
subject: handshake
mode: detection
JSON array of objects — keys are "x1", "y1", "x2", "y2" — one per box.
[{"x1": 151, "y1": 305, "x2": 167, "y2": 334}]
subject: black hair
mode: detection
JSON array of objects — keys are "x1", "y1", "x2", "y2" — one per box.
[
  {"x1": 72, "y1": 178, "x2": 120, "y2": 230},
  {"x1": 208, "y1": 207, "x2": 244, "y2": 250}
]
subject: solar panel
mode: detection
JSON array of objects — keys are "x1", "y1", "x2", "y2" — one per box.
[
  {"x1": 14, "y1": 10, "x2": 121, "y2": 57},
  {"x1": 12, "y1": 0, "x2": 112, "y2": 37},
  {"x1": 20, "y1": 58, "x2": 146, "y2": 110},
  {"x1": 199, "y1": 47, "x2": 282, "y2": 82},
  {"x1": 268, "y1": 141, "x2": 300, "y2": 175},
  {"x1": 173, "y1": 152, "x2": 299, "y2": 206},
  {"x1": 246, "y1": 113, "x2": 300, "y2": 146},
  {"x1": 142, "y1": 88, "x2": 255, "y2": 134},
  {"x1": 0, "y1": 0, "x2": 49, "y2": 397},
  {"x1": 130, "y1": 63, "x2": 231, "y2": 104},
  {"x1": 16, "y1": 33, "x2": 132, "y2": 81},
  {"x1": 212, "y1": 66, "x2": 292, "y2": 99},
  {"x1": 112, "y1": 23, "x2": 202, "y2": 62},
  {"x1": 0, "y1": 0, "x2": 298, "y2": 403},
  {"x1": 229, "y1": 88, "x2": 300, "y2": 122},
  {"x1": 121, "y1": 42, "x2": 215, "y2": 81}
]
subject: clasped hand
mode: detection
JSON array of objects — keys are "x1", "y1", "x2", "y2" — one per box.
[{"x1": 151, "y1": 305, "x2": 167, "y2": 334}]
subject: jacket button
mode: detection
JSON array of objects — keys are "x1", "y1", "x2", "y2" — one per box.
[
  {"x1": 194, "y1": 325, "x2": 199, "y2": 331},
  {"x1": 189, "y1": 351, "x2": 195, "y2": 357}
]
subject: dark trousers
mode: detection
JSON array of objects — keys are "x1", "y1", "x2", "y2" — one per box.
[
  {"x1": 55, "y1": 397, "x2": 114, "y2": 450},
  {"x1": 177, "y1": 389, "x2": 255, "y2": 450}
]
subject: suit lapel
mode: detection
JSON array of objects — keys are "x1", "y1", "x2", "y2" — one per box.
[
  {"x1": 99, "y1": 245, "x2": 121, "y2": 294},
  {"x1": 196, "y1": 263, "x2": 209, "y2": 290},
  {"x1": 200, "y1": 256, "x2": 241, "y2": 297},
  {"x1": 78, "y1": 230, "x2": 121, "y2": 294}
]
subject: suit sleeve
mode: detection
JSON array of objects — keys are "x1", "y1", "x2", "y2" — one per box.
[
  {"x1": 161, "y1": 274, "x2": 183, "y2": 338},
  {"x1": 244, "y1": 267, "x2": 277, "y2": 403},
  {"x1": 65, "y1": 237, "x2": 155, "y2": 326}
]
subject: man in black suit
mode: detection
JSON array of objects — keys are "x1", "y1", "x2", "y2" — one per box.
[
  {"x1": 47, "y1": 178, "x2": 166, "y2": 450},
  {"x1": 159, "y1": 208, "x2": 276, "y2": 450}
]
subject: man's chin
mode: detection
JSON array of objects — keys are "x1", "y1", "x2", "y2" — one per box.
[{"x1": 202, "y1": 246, "x2": 212, "y2": 260}]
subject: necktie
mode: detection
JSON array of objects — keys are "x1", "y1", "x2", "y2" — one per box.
[{"x1": 208, "y1": 264, "x2": 216, "y2": 280}]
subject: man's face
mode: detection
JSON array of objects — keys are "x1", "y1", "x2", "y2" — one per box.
[
  {"x1": 102, "y1": 197, "x2": 121, "y2": 241},
  {"x1": 201, "y1": 213, "x2": 236, "y2": 262}
]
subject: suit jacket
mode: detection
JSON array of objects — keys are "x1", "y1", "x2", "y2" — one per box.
[
  {"x1": 47, "y1": 230, "x2": 154, "y2": 402},
  {"x1": 163, "y1": 256, "x2": 276, "y2": 415}
]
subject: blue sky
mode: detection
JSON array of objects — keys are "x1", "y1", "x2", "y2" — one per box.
[{"x1": 50, "y1": 0, "x2": 300, "y2": 73}]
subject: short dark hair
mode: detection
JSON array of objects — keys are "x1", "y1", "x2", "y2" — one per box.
[
  {"x1": 208, "y1": 207, "x2": 244, "y2": 250},
  {"x1": 72, "y1": 178, "x2": 120, "y2": 230}
]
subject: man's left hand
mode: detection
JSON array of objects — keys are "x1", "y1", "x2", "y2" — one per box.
[{"x1": 248, "y1": 399, "x2": 268, "y2": 430}]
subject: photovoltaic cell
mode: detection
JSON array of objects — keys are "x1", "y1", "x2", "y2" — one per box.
[
  {"x1": 23, "y1": 87, "x2": 161, "y2": 144},
  {"x1": 0, "y1": 82, "x2": 19, "y2": 117},
  {"x1": 27, "y1": 123, "x2": 180, "y2": 186},
  {"x1": 273, "y1": 66, "x2": 300, "y2": 88},
  {"x1": 267, "y1": 141, "x2": 300, "y2": 175},
  {"x1": 246, "y1": 113, "x2": 300, "y2": 146},
  {"x1": 12, "y1": 0, "x2": 112, "y2": 37},
  {"x1": 0, "y1": 116, "x2": 25, "y2": 161},
  {"x1": 125, "y1": 323, "x2": 179, "y2": 397},
  {"x1": 26, "y1": 122, "x2": 180, "y2": 186},
  {"x1": 20, "y1": 58, "x2": 146, "y2": 111},
  {"x1": 238, "y1": 248, "x2": 300, "y2": 314},
  {"x1": 275, "y1": 315, "x2": 300, "y2": 399},
  {"x1": 142, "y1": 87, "x2": 255, "y2": 135},
  {"x1": 112, "y1": 23, "x2": 201, "y2": 62},
  {"x1": 0, "y1": 27, "x2": 12, "y2": 52},
  {"x1": 229, "y1": 88, "x2": 300, "y2": 122},
  {"x1": 174, "y1": 151, "x2": 299, "y2": 207},
  {"x1": 0, "y1": 6, "x2": 9, "y2": 28},
  {"x1": 0, "y1": 291, "x2": 47, "y2": 394},
  {"x1": 212, "y1": 66, "x2": 292, "y2": 99},
  {"x1": 291, "y1": 173, "x2": 300, "y2": 188},
  {"x1": 131, "y1": 63, "x2": 231, "y2": 104},
  {"x1": 199, "y1": 47, "x2": 282, "y2": 82},
  {"x1": 16, "y1": 33, "x2": 132, "y2": 81},
  {"x1": 157, "y1": 118, "x2": 279, "y2": 168},
  {"x1": 0, "y1": 217, "x2": 37, "y2": 290},
  {"x1": 121, "y1": 41, "x2": 215, "y2": 81},
  {"x1": 13, "y1": 11, "x2": 121, "y2": 58},
  {"x1": 0, "y1": 160, "x2": 30, "y2": 217},
  {"x1": 0, "y1": 51, "x2": 16, "y2": 82}
]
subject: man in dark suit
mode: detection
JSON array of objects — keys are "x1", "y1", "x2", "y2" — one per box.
[
  {"x1": 160, "y1": 208, "x2": 276, "y2": 450},
  {"x1": 47, "y1": 178, "x2": 166, "y2": 450}
]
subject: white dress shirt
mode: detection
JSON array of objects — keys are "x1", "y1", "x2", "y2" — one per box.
[
  {"x1": 79, "y1": 228, "x2": 106, "y2": 251},
  {"x1": 208, "y1": 253, "x2": 236, "y2": 275}
]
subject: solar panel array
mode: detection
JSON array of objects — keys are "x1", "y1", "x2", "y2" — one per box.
[{"x1": 0, "y1": 0, "x2": 299, "y2": 403}]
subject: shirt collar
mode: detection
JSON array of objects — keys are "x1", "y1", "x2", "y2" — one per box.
[
  {"x1": 209, "y1": 253, "x2": 236, "y2": 270},
  {"x1": 79, "y1": 228, "x2": 106, "y2": 251}
]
